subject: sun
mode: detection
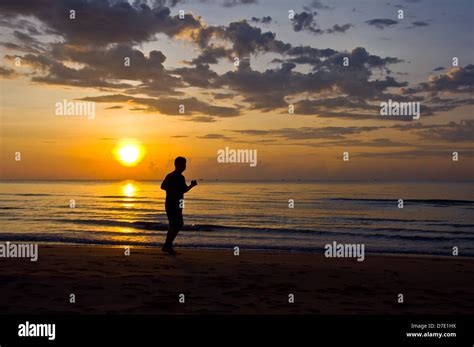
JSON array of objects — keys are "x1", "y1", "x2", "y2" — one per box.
[
  {"x1": 118, "y1": 144, "x2": 140, "y2": 165},
  {"x1": 114, "y1": 141, "x2": 145, "y2": 167}
]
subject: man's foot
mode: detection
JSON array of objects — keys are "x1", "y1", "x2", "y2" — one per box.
[{"x1": 162, "y1": 246, "x2": 179, "y2": 255}]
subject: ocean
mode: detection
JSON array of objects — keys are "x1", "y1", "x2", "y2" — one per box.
[{"x1": 0, "y1": 181, "x2": 473, "y2": 256}]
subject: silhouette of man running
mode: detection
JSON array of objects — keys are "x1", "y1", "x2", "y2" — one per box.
[{"x1": 161, "y1": 156, "x2": 197, "y2": 255}]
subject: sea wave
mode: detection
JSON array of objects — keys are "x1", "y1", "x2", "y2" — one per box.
[
  {"x1": 328, "y1": 198, "x2": 474, "y2": 206},
  {"x1": 22, "y1": 218, "x2": 473, "y2": 241},
  {"x1": 0, "y1": 233, "x2": 472, "y2": 256}
]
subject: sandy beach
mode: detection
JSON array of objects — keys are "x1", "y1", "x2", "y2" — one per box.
[{"x1": 0, "y1": 245, "x2": 472, "y2": 315}]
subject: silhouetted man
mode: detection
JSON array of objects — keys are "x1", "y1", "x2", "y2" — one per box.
[{"x1": 160, "y1": 156, "x2": 197, "y2": 255}]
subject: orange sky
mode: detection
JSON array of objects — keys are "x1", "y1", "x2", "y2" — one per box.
[{"x1": 0, "y1": 0, "x2": 473, "y2": 181}]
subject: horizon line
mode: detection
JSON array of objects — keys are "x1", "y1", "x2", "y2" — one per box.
[{"x1": 1, "y1": 179, "x2": 474, "y2": 183}]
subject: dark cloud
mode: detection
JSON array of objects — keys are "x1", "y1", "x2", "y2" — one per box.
[
  {"x1": 308, "y1": 0, "x2": 333, "y2": 10},
  {"x1": 0, "y1": 0, "x2": 202, "y2": 45},
  {"x1": 79, "y1": 94, "x2": 241, "y2": 117},
  {"x1": 359, "y1": 150, "x2": 474, "y2": 159},
  {"x1": 233, "y1": 126, "x2": 380, "y2": 140},
  {"x1": 12, "y1": 53, "x2": 133, "y2": 89},
  {"x1": 291, "y1": 97, "x2": 379, "y2": 118},
  {"x1": 198, "y1": 133, "x2": 233, "y2": 140},
  {"x1": 305, "y1": 138, "x2": 409, "y2": 148},
  {"x1": 152, "y1": 0, "x2": 258, "y2": 7},
  {"x1": 186, "y1": 46, "x2": 231, "y2": 66},
  {"x1": 0, "y1": 17, "x2": 42, "y2": 35},
  {"x1": 192, "y1": 20, "x2": 290, "y2": 57},
  {"x1": 325, "y1": 23, "x2": 353, "y2": 34},
  {"x1": 8, "y1": 30, "x2": 47, "y2": 53},
  {"x1": 250, "y1": 16, "x2": 272, "y2": 24},
  {"x1": 210, "y1": 47, "x2": 405, "y2": 113},
  {"x1": 405, "y1": 65, "x2": 474, "y2": 95},
  {"x1": 149, "y1": 0, "x2": 184, "y2": 7},
  {"x1": 394, "y1": 120, "x2": 474, "y2": 143},
  {"x1": 291, "y1": 11, "x2": 322, "y2": 34},
  {"x1": 276, "y1": 46, "x2": 337, "y2": 66},
  {"x1": 51, "y1": 44, "x2": 168, "y2": 79},
  {"x1": 222, "y1": 0, "x2": 257, "y2": 7},
  {"x1": 291, "y1": 11, "x2": 352, "y2": 35},
  {"x1": 213, "y1": 92, "x2": 237, "y2": 100},
  {"x1": 184, "y1": 116, "x2": 216, "y2": 123},
  {"x1": 1, "y1": 0, "x2": 469, "y2": 124},
  {"x1": 214, "y1": 61, "x2": 296, "y2": 111},
  {"x1": 366, "y1": 19, "x2": 398, "y2": 29},
  {"x1": 172, "y1": 63, "x2": 220, "y2": 88},
  {"x1": 418, "y1": 120, "x2": 474, "y2": 142},
  {"x1": 411, "y1": 21, "x2": 429, "y2": 27},
  {"x1": 223, "y1": 20, "x2": 290, "y2": 56},
  {"x1": 9, "y1": 43, "x2": 188, "y2": 95},
  {"x1": 0, "y1": 66, "x2": 17, "y2": 78},
  {"x1": 7, "y1": 48, "x2": 176, "y2": 92}
]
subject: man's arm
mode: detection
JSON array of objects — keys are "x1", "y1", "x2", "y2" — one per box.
[
  {"x1": 161, "y1": 175, "x2": 169, "y2": 191},
  {"x1": 183, "y1": 179, "x2": 197, "y2": 193}
]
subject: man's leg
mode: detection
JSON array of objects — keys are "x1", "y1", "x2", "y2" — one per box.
[
  {"x1": 162, "y1": 206, "x2": 183, "y2": 254},
  {"x1": 163, "y1": 225, "x2": 177, "y2": 250},
  {"x1": 163, "y1": 209, "x2": 182, "y2": 251},
  {"x1": 165, "y1": 213, "x2": 183, "y2": 248}
]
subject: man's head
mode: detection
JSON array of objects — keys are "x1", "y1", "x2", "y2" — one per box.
[{"x1": 174, "y1": 156, "x2": 186, "y2": 173}]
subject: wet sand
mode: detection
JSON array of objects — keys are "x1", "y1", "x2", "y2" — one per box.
[{"x1": 0, "y1": 245, "x2": 473, "y2": 314}]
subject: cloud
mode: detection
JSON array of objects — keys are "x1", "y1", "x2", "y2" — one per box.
[
  {"x1": 366, "y1": 19, "x2": 398, "y2": 29},
  {"x1": 197, "y1": 133, "x2": 233, "y2": 140},
  {"x1": 325, "y1": 23, "x2": 353, "y2": 34},
  {"x1": 308, "y1": 0, "x2": 333, "y2": 10},
  {"x1": 250, "y1": 16, "x2": 272, "y2": 24},
  {"x1": 291, "y1": 11, "x2": 321, "y2": 34},
  {"x1": 406, "y1": 65, "x2": 474, "y2": 94},
  {"x1": 305, "y1": 138, "x2": 409, "y2": 147},
  {"x1": 291, "y1": 97, "x2": 380, "y2": 118},
  {"x1": 420, "y1": 120, "x2": 474, "y2": 142},
  {"x1": 395, "y1": 120, "x2": 474, "y2": 143},
  {"x1": 13, "y1": 52, "x2": 134, "y2": 89},
  {"x1": 0, "y1": 66, "x2": 17, "y2": 78},
  {"x1": 359, "y1": 150, "x2": 474, "y2": 158},
  {"x1": 151, "y1": 0, "x2": 258, "y2": 7},
  {"x1": 7, "y1": 44, "x2": 186, "y2": 95},
  {"x1": 232, "y1": 121, "x2": 474, "y2": 146},
  {"x1": 0, "y1": 16, "x2": 42, "y2": 35},
  {"x1": 1, "y1": 0, "x2": 469, "y2": 124},
  {"x1": 290, "y1": 11, "x2": 352, "y2": 35},
  {"x1": 233, "y1": 126, "x2": 380, "y2": 140},
  {"x1": 210, "y1": 46, "x2": 405, "y2": 113},
  {"x1": 186, "y1": 46, "x2": 231, "y2": 65},
  {"x1": 172, "y1": 63, "x2": 220, "y2": 88},
  {"x1": 222, "y1": 0, "x2": 257, "y2": 7},
  {"x1": 411, "y1": 21, "x2": 429, "y2": 27},
  {"x1": 184, "y1": 116, "x2": 216, "y2": 122},
  {"x1": 222, "y1": 20, "x2": 290, "y2": 56},
  {"x1": 79, "y1": 94, "x2": 241, "y2": 117},
  {"x1": 0, "y1": 0, "x2": 202, "y2": 45},
  {"x1": 191, "y1": 19, "x2": 292, "y2": 58}
]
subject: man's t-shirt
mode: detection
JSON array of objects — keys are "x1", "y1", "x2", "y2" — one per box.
[{"x1": 162, "y1": 171, "x2": 187, "y2": 210}]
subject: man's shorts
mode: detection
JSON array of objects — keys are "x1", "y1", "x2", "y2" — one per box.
[{"x1": 166, "y1": 205, "x2": 183, "y2": 230}]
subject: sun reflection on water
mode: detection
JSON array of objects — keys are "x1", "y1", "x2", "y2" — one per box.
[
  {"x1": 122, "y1": 182, "x2": 136, "y2": 198},
  {"x1": 120, "y1": 182, "x2": 137, "y2": 208}
]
